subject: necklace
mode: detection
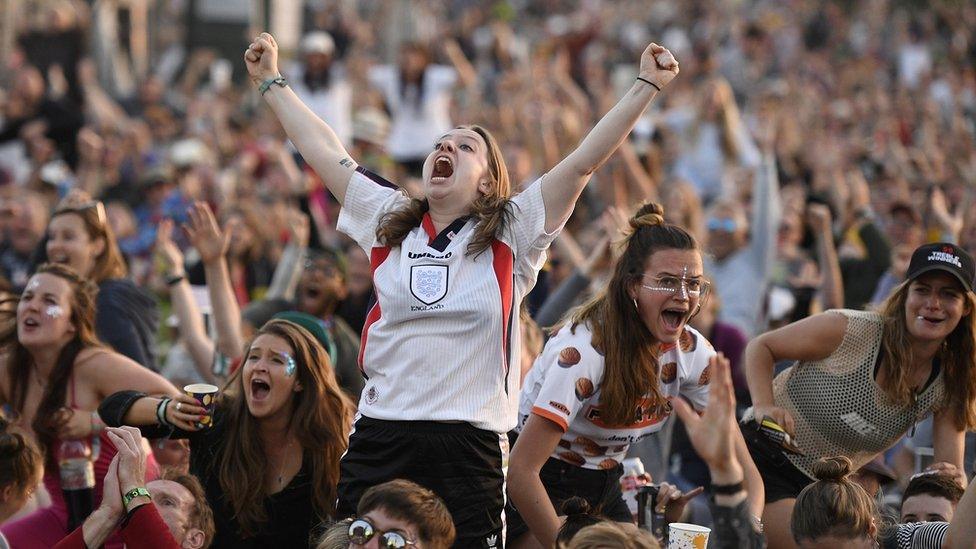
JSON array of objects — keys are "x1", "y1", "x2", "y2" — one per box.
[{"x1": 275, "y1": 439, "x2": 295, "y2": 489}]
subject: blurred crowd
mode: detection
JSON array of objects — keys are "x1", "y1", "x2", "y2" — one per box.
[{"x1": 2, "y1": 0, "x2": 976, "y2": 547}]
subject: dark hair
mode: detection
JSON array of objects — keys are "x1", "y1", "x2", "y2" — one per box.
[
  {"x1": 903, "y1": 473, "x2": 965, "y2": 506},
  {"x1": 6, "y1": 264, "x2": 102, "y2": 462},
  {"x1": 792, "y1": 457, "x2": 877, "y2": 544},
  {"x1": 555, "y1": 497, "x2": 605, "y2": 547},
  {"x1": 161, "y1": 469, "x2": 216, "y2": 548},
  {"x1": 570, "y1": 202, "x2": 700, "y2": 425},
  {"x1": 0, "y1": 417, "x2": 42, "y2": 497},
  {"x1": 357, "y1": 479, "x2": 455, "y2": 549},
  {"x1": 306, "y1": 246, "x2": 348, "y2": 280}
]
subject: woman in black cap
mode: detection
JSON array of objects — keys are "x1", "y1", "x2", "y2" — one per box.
[{"x1": 744, "y1": 242, "x2": 976, "y2": 549}]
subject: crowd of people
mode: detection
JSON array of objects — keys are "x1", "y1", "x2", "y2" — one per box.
[{"x1": 2, "y1": 0, "x2": 976, "y2": 548}]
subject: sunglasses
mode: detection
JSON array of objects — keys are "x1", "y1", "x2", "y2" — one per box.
[
  {"x1": 348, "y1": 518, "x2": 417, "y2": 548},
  {"x1": 706, "y1": 217, "x2": 737, "y2": 233},
  {"x1": 55, "y1": 200, "x2": 108, "y2": 226}
]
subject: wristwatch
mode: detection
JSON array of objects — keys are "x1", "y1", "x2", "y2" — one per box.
[{"x1": 122, "y1": 487, "x2": 151, "y2": 511}]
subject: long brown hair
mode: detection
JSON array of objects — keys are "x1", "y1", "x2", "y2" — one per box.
[
  {"x1": 5, "y1": 264, "x2": 102, "y2": 461},
  {"x1": 791, "y1": 457, "x2": 876, "y2": 544},
  {"x1": 876, "y1": 281, "x2": 976, "y2": 430},
  {"x1": 50, "y1": 201, "x2": 127, "y2": 282},
  {"x1": 375, "y1": 125, "x2": 513, "y2": 257},
  {"x1": 217, "y1": 319, "x2": 353, "y2": 537},
  {"x1": 569, "y1": 203, "x2": 699, "y2": 426}
]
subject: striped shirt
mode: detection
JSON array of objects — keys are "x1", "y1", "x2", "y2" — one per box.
[{"x1": 337, "y1": 168, "x2": 558, "y2": 433}]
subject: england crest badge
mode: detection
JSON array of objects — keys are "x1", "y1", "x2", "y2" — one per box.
[{"x1": 410, "y1": 264, "x2": 449, "y2": 305}]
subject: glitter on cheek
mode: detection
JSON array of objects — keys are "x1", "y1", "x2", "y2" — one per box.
[
  {"x1": 284, "y1": 354, "x2": 297, "y2": 377},
  {"x1": 45, "y1": 305, "x2": 64, "y2": 319}
]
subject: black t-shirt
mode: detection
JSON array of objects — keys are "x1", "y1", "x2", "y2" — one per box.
[
  {"x1": 100, "y1": 395, "x2": 321, "y2": 548},
  {"x1": 179, "y1": 407, "x2": 320, "y2": 549}
]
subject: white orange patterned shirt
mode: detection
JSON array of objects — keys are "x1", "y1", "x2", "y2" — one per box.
[{"x1": 517, "y1": 322, "x2": 714, "y2": 470}]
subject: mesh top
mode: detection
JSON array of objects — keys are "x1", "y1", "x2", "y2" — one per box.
[{"x1": 773, "y1": 309, "x2": 946, "y2": 478}]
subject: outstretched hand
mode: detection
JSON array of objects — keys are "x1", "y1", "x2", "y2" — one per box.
[
  {"x1": 154, "y1": 219, "x2": 185, "y2": 277},
  {"x1": 638, "y1": 43, "x2": 680, "y2": 90},
  {"x1": 184, "y1": 201, "x2": 229, "y2": 266},
  {"x1": 673, "y1": 353, "x2": 737, "y2": 471},
  {"x1": 244, "y1": 32, "x2": 281, "y2": 85}
]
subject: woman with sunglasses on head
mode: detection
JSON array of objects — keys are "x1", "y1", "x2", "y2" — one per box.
[
  {"x1": 245, "y1": 31, "x2": 680, "y2": 545},
  {"x1": 507, "y1": 203, "x2": 764, "y2": 549},
  {"x1": 744, "y1": 242, "x2": 976, "y2": 549},
  {"x1": 43, "y1": 193, "x2": 159, "y2": 370},
  {"x1": 0, "y1": 263, "x2": 178, "y2": 548},
  {"x1": 98, "y1": 319, "x2": 354, "y2": 548}
]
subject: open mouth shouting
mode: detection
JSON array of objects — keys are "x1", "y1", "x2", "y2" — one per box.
[
  {"x1": 660, "y1": 307, "x2": 689, "y2": 335},
  {"x1": 430, "y1": 155, "x2": 454, "y2": 183},
  {"x1": 250, "y1": 377, "x2": 272, "y2": 402},
  {"x1": 20, "y1": 316, "x2": 41, "y2": 332}
]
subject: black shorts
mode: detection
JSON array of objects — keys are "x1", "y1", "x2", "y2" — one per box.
[
  {"x1": 741, "y1": 420, "x2": 814, "y2": 503},
  {"x1": 336, "y1": 416, "x2": 506, "y2": 549},
  {"x1": 505, "y1": 456, "x2": 632, "y2": 543}
]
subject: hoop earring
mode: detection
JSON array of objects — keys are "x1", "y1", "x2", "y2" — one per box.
[{"x1": 633, "y1": 298, "x2": 640, "y2": 311}]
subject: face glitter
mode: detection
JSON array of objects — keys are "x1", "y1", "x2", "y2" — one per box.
[
  {"x1": 45, "y1": 305, "x2": 64, "y2": 318},
  {"x1": 27, "y1": 279, "x2": 40, "y2": 291},
  {"x1": 282, "y1": 353, "x2": 297, "y2": 377}
]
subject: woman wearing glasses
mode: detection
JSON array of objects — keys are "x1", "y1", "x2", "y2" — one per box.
[
  {"x1": 44, "y1": 195, "x2": 159, "y2": 370},
  {"x1": 507, "y1": 203, "x2": 764, "y2": 548}
]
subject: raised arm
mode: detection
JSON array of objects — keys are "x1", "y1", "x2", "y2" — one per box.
[
  {"x1": 245, "y1": 32, "x2": 358, "y2": 205},
  {"x1": 542, "y1": 43, "x2": 678, "y2": 233},
  {"x1": 154, "y1": 219, "x2": 216, "y2": 383},
  {"x1": 185, "y1": 202, "x2": 245, "y2": 362}
]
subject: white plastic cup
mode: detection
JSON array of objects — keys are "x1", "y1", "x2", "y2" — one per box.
[{"x1": 668, "y1": 523, "x2": 710, "y2": 549}]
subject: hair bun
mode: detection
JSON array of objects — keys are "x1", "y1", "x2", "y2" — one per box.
[
  {"x1": 812, "y1": 456, "x2": 853, "y2": 482},
  {"x1": 559, "y1": 496, "x2": 593, "y2": 517},
  {"x1": 629, "y1": 202, "x2": 666, "y2": 231},
  {"x1": 0, "y1": 431, "x2": 25, "y2": 458}
]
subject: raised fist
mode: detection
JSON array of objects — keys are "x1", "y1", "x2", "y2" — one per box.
[
  {"x1": 244, "y1": 32, "x2": 281, "y2": 85},
  {"x1": 638, "y1": 43, "x2": 680, "y2": 91}
]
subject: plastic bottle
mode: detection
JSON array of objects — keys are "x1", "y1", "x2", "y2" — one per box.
[
  {"x1": 58, "y1": 439, "x2": 95, "y2": 530},
  {"x1": 620, "y1": 457, "x2": 650, "y2": 520}
]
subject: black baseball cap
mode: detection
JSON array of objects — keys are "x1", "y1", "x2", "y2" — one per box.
[{"x1": 906, "y1": 242, "x2": 975, "y2": 293}]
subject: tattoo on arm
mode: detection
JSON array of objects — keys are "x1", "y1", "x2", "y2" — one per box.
[{"x1": 339, "y1": 158, "x2": 354, "y2": 168}]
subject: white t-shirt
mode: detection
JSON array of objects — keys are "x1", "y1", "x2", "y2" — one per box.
[
  {"x1": 337, "y1": 168, "x2": 559, "y2": 433},
  {"x1": 518, "y1": 323, "x2": 714, "y2": 470},
  {"x1": 288, "y1": 65, "x2": 353, "y2": 148},
  {"x1": 368, "y1": 64, "x2": 457, "y2": 160}
]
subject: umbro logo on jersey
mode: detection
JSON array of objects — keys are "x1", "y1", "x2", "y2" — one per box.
[
  {"x1": 408, "y1": 251, "x2": 453, "y2": 259},
  {"x1": 410, "y1": 264, "x2": 449, "y2": 305}
]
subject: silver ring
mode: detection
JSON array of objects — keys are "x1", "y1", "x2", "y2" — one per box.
[{"x1": 176, "y1": 402, "x2": 182, "y2": 412}]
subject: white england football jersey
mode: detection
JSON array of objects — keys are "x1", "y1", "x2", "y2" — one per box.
[
  {"x1": 517, "y1": 323, "x2": 714, "y2": 470},
  {"x1": 337, "y1": 168, "x2": 559, "y2": 433}
]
